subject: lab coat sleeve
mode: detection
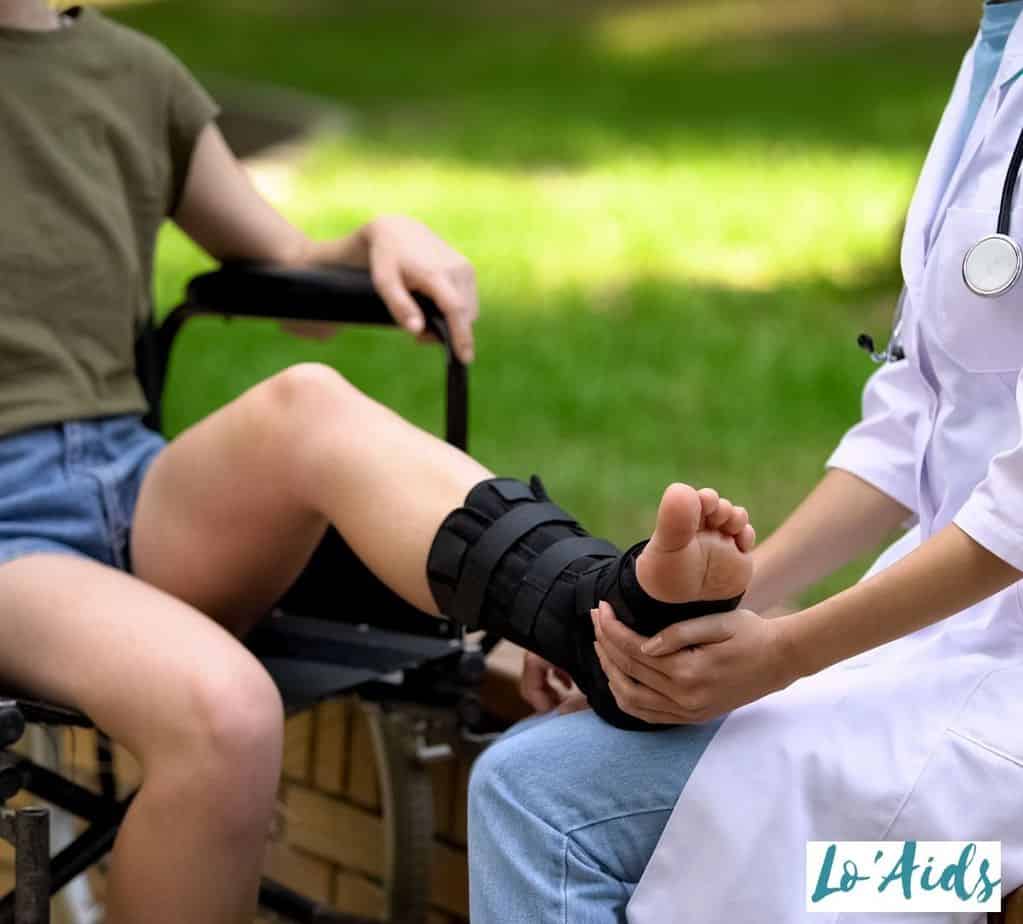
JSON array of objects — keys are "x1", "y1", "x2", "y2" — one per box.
[
  {"x1": 954, "y1": 372, "x2": 1023, "y2": 572},
  {"x1": 825, "y1": 357, "x2": 923, "y2": 515}
]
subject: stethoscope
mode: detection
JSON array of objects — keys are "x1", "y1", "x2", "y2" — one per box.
[
  {"x1": 962, "y1": 121, "x2": 1023, "y2": 297},
  {"x1": 859, "y1": 121, "x2": 1023, "y2": 364}
]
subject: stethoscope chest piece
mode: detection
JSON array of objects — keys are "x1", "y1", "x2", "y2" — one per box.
[{"x1": 963, "y1": 233, "x2": 1023, "y2": 297}]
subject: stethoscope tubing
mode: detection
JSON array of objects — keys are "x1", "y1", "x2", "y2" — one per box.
[{"x1": 999, "y1": 123, "x2": 1023, "y2": 235}]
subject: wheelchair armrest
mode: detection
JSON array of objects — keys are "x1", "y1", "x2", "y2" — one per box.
[
  {"x1": 185, "y1": 263, "x2": 433, "y2": 329},
  {"x1": 148, "y1": 263, "x2": 468, "y2": 449}
]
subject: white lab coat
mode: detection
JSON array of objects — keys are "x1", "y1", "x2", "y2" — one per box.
[{"x1": 628, "y1": 25, "x2": 1023, "y2": 924}]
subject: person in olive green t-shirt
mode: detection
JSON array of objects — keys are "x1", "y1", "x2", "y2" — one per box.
[
  {"x1": 0, "y1": 2, "x2": 494, "y2": 921},
  {"x1": 0, "y1": 5, "x2": 760, "y2": 924}
]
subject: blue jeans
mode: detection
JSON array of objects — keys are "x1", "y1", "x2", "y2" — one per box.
[{"x1": 468, "y1": 709, "x2": 722, "y2": 924}]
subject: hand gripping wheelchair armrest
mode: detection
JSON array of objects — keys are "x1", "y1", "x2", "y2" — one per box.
[{"x1": 143, "y1": 263, "x2": 468, "y2": 451}]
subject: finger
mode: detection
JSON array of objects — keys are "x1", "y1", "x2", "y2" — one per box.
[
  {"x1": 552, "y1": 667, "x2": 574, "y2": 689},
  {"x1": 594, "y1": 633, "x2": 684, "y2": 701},
  {"x1": 520, "y1": 656, "x2": 559, "y2": 712},
  {"x1": 594, "y1": 602, "x2": 650, "y2": 656},
  {"x1": 458, "y1": 267, "x2": 480, "y2": 325},
  {"x1": 522, "y1": 679, "x2": 557, "y2": 713},
  {"x1": 595, "y1": 603, "x2": 677, "y2": 676},
  {"x1": 371, "y1": 258, "x2": 426, "y2": 335},
  {"x1": 736, "y1": 523, "x2": 757, "y2": 554},
  {"x1": 596, "y1": 646, "x2": 687, "y2": 723},
  {"x1": 414, "y1": 271, "x2": 474, "y2": 364},
  {"x1": 707, "y1": 497, "x2": 734, "y2": 530},
  {"x1": 639, "y1": 612, "x2": 735, "y2": 656},
  {"x1": 593, "y1": 622, "x2": 669, "y2": 688},
  {"x1": 596, "y1": 641, "x2": 648, "y2": 694}
]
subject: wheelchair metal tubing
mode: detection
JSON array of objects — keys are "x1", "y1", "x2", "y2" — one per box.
[
  {"x1": 1, "y1": 809, "x2": 50, "y2": 924},
  {"x1": 0, "y1": 756, "x2": 22, "y2": 804},
  {"x1": 45, "y1": 802, "x2": 129, "y2": 896},
  {"x1": 1, "y1": 802, "x2": 129, "y2": 924},
  {"x1": 19, "y1": 760, "x2": 109, "y2": 824},
  {"x1": 14, "y1": 809, "x2": 49, "y2": 924},
  {"x1": 363, "y1": 704, "x2": 438, "y2": 924},
  {"x1": 0, "y1": 705, "x2": 24, "y2": 751},
  {"x1": 94, "y1": 736, "x2": 116, "y2": 803}
]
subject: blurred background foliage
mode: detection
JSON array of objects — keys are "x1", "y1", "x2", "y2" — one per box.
[{"x1": 107, "y1": 0, "x2": 976, "y2": 604}]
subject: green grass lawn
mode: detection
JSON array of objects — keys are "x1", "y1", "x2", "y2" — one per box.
[{"x1": 111, "y1": 0, "x2": 975, "y2": 604}]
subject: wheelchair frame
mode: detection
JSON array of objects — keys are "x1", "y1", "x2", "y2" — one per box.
[{"x1": 0, "y1": 263, "x2": 487, "y2": 924}]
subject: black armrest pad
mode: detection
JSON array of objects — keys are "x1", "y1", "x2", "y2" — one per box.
[{"x1": 186, "y1": 263, "x2": 440, "y2": 328}]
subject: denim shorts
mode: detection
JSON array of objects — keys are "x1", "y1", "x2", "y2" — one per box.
[{"x1": 0, "y1": 416, "x2": 167, "y2": 572}]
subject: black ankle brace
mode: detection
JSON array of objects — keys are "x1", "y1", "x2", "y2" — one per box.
[{"x1": 427, "y1": 477, "x2": 743, "y2": 731}]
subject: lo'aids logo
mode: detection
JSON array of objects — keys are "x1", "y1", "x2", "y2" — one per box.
[{"x1": 806, "y1": 841, "x2": 1001, "y2": 913}]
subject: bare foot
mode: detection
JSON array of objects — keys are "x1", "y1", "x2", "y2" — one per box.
[{"x1": 634, "y1": 484, "x2": 755, "y2": 604}]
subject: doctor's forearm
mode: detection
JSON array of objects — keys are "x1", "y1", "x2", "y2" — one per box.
[
  {"x1": 776, "y1": 523, "x2": 1022, "y2": 680},
  {"x1": 744, "y1": 469, "x2": 911, "y2": 612}
]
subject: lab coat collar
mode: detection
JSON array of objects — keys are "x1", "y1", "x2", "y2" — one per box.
[{"x1": 999, "y1": 2, "x2": 1023, "y2": 86}]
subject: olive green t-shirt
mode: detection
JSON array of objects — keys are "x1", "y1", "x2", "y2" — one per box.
[{"x1": 0, "y1": 7, "x2": 219, "y2": 437}]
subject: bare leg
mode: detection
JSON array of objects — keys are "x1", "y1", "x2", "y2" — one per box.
[
  {"x1": 0, "y1": 556, "x2": 283, "y2": 924},
  {"x1": 132, "y1": 363, "x2": 491, "y2": 627},
  {"x1": 132, "y1": 363, "x2": 755, "y2": 632}
]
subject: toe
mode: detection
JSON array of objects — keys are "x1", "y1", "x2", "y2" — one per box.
[
  {"x1": 649, "y1": 483, "x2": 702, "y2": 553},
  {"x1": 698, "y1": 488, "x2": 719, "y2": 520},
  {"x1": 736, "y1": 524, "x2": 756, "y2": 553},
  {"x1": 707, "y1": 498, "x2": 733, "y2": 530},
  {"x1": 724, "y1": 505, "x2": 748, "y2": 536}
]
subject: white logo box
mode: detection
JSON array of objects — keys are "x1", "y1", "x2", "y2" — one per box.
[{"x1": 806, "y1": 841, "x2": 1001, "y2": 913}]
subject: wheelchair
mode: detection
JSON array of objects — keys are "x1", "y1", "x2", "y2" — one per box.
[{"x1": 0, "y1": 263, "x2": 498, "y2": 924}]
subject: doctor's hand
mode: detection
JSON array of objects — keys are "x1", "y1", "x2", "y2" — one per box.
[
  {"x1": 591, "y1": 600, "x2": 795, "y2": 725},
  {"x1": 520, "y1": 653, "x2": 590, "y2": 716}
]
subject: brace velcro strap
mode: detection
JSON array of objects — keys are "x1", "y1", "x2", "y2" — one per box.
[
  {"x1": 449, "y1": 501, "x2": 578, "y2": 627},
  {"x1": 509, "y1": 536, "x2": 619, "y2": 637}
]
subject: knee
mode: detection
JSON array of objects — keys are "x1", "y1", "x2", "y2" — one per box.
[
  {"x1": 260, "y1": 362, "x2": 358, "y2": 427},
  {"x1": 248, "y1": 363, "x2": 366, "y2": 478},
  {"x1": 469, "y1": 730, "x2": 536, "y2": 822},
  {"x1": 189, "y1": 658, "x2": 284, "y2": 767},
  {"x1": 161, "y1": 659, "x2": 284, "y2": 831}
]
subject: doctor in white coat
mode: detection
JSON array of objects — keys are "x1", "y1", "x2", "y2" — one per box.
[
  {"x1": 624, "y1": 5, "x2": 1023, "y2": 921},
  {"x1": 468, "y1": 3, "x2": 1023, "y2": 923}
]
